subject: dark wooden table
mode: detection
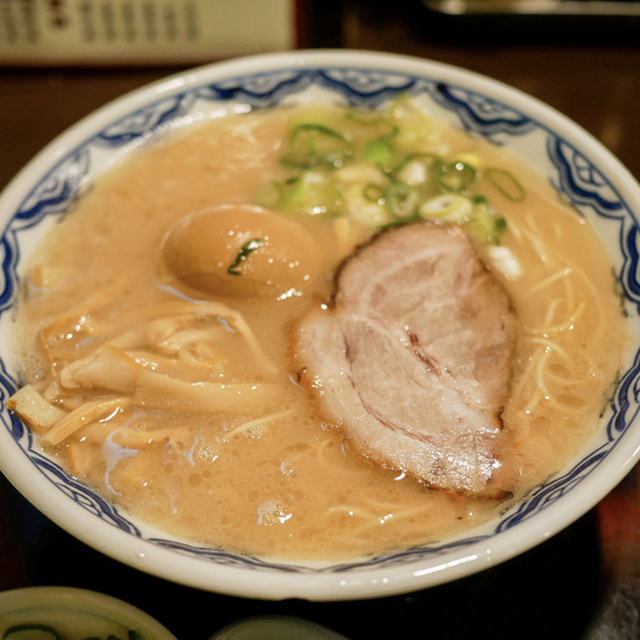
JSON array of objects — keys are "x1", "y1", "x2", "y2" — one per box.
[{"x1": 2, "y1": 2, "x2": 640, "y2": 638}]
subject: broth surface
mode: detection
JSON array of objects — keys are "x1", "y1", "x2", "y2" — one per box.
[{"x1": 9, "y1": 102, "x2": 626, "y2": 561}]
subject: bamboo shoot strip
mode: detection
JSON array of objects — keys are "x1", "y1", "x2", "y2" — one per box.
[
  {"x1": 133, "y1": 369, "x2": 281, "y2": 413},
  {"x1": 42, "y1": 397, "x2": 131, "y2": 445}
]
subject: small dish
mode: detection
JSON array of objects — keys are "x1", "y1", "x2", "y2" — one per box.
[
  {"x1": 0, "y1": 586, "x2": 177, "y2": 640},
  {"x1": 210, "y1": 616, "x2": 348, "y2": 640}
]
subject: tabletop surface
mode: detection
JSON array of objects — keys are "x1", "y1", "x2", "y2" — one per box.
[{"x1": 1, "y1": 1, "x2": 640, "y2": 638}]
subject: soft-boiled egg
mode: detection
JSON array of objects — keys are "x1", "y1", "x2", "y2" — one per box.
[{"x1": 162, "y1": 205, "x2": 323, "y2": 300}]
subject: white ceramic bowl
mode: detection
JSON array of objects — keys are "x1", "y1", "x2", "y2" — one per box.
[
  {"x1": 1, "y1": 50, "x2": 640, "y2": 602},
  {"x1": 0, "y1": 586, "x2": 178, "y2": 639}
]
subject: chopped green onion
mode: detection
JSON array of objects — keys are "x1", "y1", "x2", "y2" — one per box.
[
  {"x1": 394, "y1": 152, "x2": 441, "y2": 172},
  {"x1": 282, "y1": 170, "x2": 343, "y2": 215},
  {"x1": 282, "y1": 123, "x2": 352, "y2": 169},
  {"x1": 393, "y1": 153, "x2": 441, "y2": 185},
  {"x1": 465, "y1": 198, "x2": 507, "y2": 246},
  {"x1": 227, "y1": 238, "x2": 263, "y2": 275},
  {"x1": 419, "y1": 193, "x2": 473, "y2": 221},
  {"x1": 363, "y1": 183, "x2": 385, "y2": 203},
  {"x1": 439, "y1": 161, "x2": 476, "y2": 193},
  {"x1": 485, "y1": 168, "x2": 525, "y2": 202},
  {"x1": 361, "y1": 137, "x2": 395, "y2": 166},
  {"x1": 385, "y1": 182, "x2": 420, "y2": 218},
  {"x1": 472, "y1": 194, "x2": 489, "y2": 206}
]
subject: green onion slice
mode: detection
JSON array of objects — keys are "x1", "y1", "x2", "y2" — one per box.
[
  {"x1": 465, "y1": 197, "x2": 508, "y2": 246},
  {"x1": 420, "y1": 193, "x2": 473, "y2": 221},
  {"x1": 361, "y1": 137, "x2": 395, "y2": 166},
  {"x1": 485, "y1": 168, "x2": 525, "y2": 202},
  {"x1": 282, "y1": 123, "x2": 352, "y2": 169},
  {"x1": 495, "y1": 216, "x2": 508, "y2": 234},
  {"x1": 393, "y1": 153, "x2": 441, "y2": 184},
  {"x1": 227, "y1": 238, "x2": 264, "y2": 275},
  {"x1": 385, "y1": 183, "x2": 420, "y2": 218},
  {"x1": 363, "y1": 183, "x2": 385, "y2": 203},
  {"x1": 439, "y1": 161, "x2": 476, "y2": 193},
  {"x1": 282, "y1": 170, "x2": 343, "y2": 216}
]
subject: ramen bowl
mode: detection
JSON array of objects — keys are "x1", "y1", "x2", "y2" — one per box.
[{"x1": 1, "y1": 50, "x2": 640, "y2": 602}]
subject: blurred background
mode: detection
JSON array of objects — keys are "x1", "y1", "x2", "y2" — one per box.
[{"x1": 1, "y1": 1, "x2": 640, "y2": 638}]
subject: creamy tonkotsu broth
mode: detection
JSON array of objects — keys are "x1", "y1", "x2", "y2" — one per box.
[{"x1": 8, "y1": 100, "x2": 626, "y2": 561}]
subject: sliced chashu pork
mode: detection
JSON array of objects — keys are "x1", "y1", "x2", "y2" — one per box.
[{"x1": 295, "y1": 221, "x2": 517, "y2": 496}]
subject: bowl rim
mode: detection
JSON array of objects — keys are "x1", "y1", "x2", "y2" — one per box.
[{"x1": 1, "y1": 49, "x2": 640, "y2": 602}]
